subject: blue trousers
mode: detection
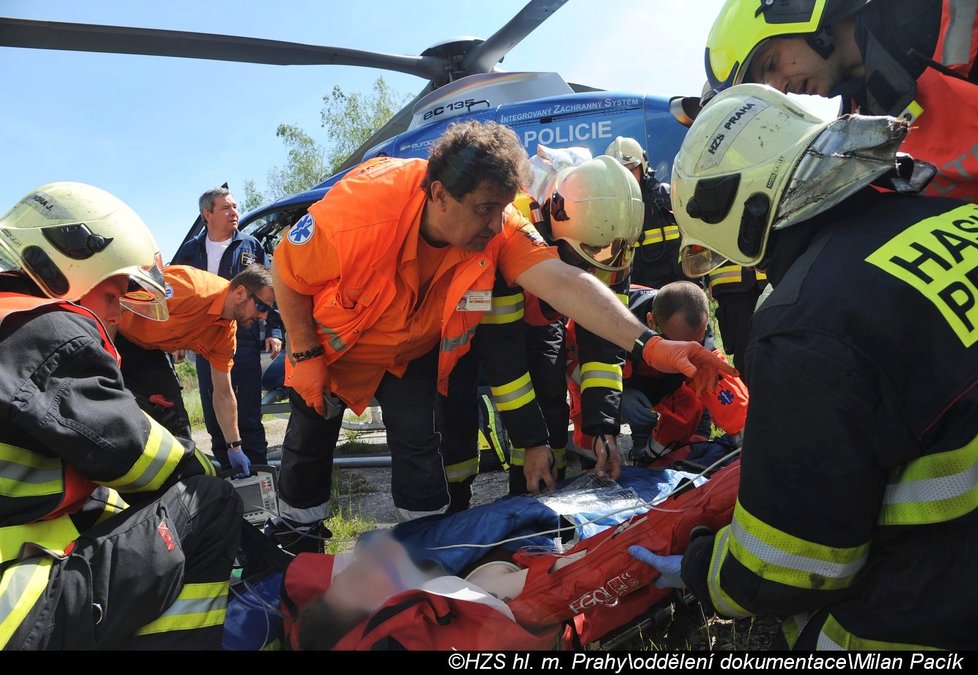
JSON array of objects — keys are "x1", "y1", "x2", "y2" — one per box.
[{"x1": 196, "y1": 333, "x2": 268, "y2": 469}]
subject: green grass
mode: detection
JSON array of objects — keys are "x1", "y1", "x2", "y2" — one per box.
[{"x1": 175, "y1": 359, "x2": 206, "y2": 429}]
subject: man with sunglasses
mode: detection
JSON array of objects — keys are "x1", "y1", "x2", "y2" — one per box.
[
  {"x1": 116, "y1": 263, "x2": 276, "y2": 478},
  {"x1": 172, "y1": 187, "x2": 284, "y2": 476}
]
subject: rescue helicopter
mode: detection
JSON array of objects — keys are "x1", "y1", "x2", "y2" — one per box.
[{"x1": 0, "y1": 0, "x2": 701, "y2": 254}]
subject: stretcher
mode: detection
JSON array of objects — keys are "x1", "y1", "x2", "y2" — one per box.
[{"x1": 223, "y1": 443, "x2": 740, "y2": 651}]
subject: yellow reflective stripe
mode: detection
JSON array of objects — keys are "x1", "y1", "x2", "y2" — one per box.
[
  {"x1": 779, "y1": 613, "x2": 810, "y2": 650},
  {"x1": 580, "y1": 362, "x2": 623, "y2": 392},
  {"x1": 727, "y1": 500, "x2": 868, "y2": 590},
  {"x1": 193, "y1": 449, "x2": 218, "y2": 478},
  {"x1": 0, "y1": 558, "x2": 53, "y2": 648},
  {"x1": 94, "y1": 488, "x2": 130, "y2": 525},
  {"x1": 491, "y1": 372, "x2": 537, "y2": 412},
  {"x1": 708, "y1": 266, "x2": 743, "y2": 286},
  {"x1": 510, "y1": 446, "x2": 525, "y2": 465},
  {"x1": 0, "y1": 443, "x2": 63, "y2": 498},
  {"x1": 480, "y1": 293, "x2": 524, "y2": 325},
  {"x1": 441, "y1": 326, "x2": 477, "y2": 352},
  {"x1": 615, "y1": 292, "x2": 629, "y2": 306},
  {"x1": 880, "y1": 433, "x2": 978, "y2": 525},
  {"x1": 103, "y1": 415, "x2": 184, "y2": 493},
  {"x1": 817, "y1": 613, "x2": 939, "y2": 651},
  {"x1": 134, "y1": 581, "x2": 228, "y2": 636},
  {"x1": 755, "y1": 270, "x2": 767, "y2": 281},
  {"x1": 706, "y1": 526, "x2": 751, "y2": 618},
  {"x1": 0, "y1": 516, "x2": 79, "y2": 562},
  {"x1": 552, "y1": 446, "x2": 567, "y2": 470},
  {"x1": 637, "y1": 225, "x2": 680, "y2": 246},
  {"x1": 445, "y1": 457, "x2": 479, "y2": 482}
]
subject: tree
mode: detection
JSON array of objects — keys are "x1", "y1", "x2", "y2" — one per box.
[{"x1": 242, "y1": 76, "x2": 411, "y2": 212}]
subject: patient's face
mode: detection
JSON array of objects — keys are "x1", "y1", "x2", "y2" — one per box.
[{"x1": 325, "y1": 533, "x2": 433, "y2": 615}]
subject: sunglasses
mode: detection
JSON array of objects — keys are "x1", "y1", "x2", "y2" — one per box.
[{"x1": 248, "y1": 290, "x2": 273, "y2": 314}]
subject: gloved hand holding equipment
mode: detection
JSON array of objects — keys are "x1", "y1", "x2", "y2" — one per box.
[
  {"x1": 628, "y1": 546, "x2": 685, "y2": 589},
  {"x1": 621, "y1": 388, "x2": 659, "y2": 428},
  {"x1": 228, "y1": 447, "x2": 251, "y2": 479}
]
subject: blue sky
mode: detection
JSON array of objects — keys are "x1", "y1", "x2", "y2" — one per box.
[{"x1": 0, "y1": 0, "x2": 837, "y2": 260}]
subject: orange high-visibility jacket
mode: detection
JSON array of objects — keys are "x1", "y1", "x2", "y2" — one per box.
[
  {"x1": 893, "y1": 0, "x2": 978, "y2": 201},
  {"x1": 280, "y1": 157, "x2": 553, "y2": 412}
]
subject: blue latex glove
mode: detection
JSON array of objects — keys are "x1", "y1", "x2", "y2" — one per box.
[
  {"x1": 621, "y1": 388, "x2": 659, "y2": 428},
  {"x1": 628, "y1": 545, "x2": 685, "y2": 589},
  {"x1": 228, "y1": 448, "x2": 251, "y2": 478}
]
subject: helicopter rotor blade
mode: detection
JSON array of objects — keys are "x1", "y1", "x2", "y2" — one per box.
[
  {"x1": 0, "y1": 17, "x2": 449, "y2": 80},
  {"x1": 462, "y1": 0, "x2": 570, "y2": 75}
]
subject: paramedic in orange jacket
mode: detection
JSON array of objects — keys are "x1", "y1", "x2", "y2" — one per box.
[
  {"x1": 705, "y1": 0, "x2": 978, "y2": 202},
  {"x1": 271, "y1": 120, "x2": 738, "y2": 527},
  {"x1": 116, "y1": 263, "x2": 275, "y2": 478}
]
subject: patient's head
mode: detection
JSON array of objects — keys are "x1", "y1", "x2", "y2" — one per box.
[{"x1": 297, "y1": 531, "x2": 438, "y2": 650}]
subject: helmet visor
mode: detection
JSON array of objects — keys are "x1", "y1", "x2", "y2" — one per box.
[
  {"x1": 120, "y1": 261, "x2": 168, "y2": 321},
  {"x1": 579, "y1": 238, "x2": 634, "y2": 272},
  {"x1": 680, "y1": 244, "x2": 728, "y2": 278}
]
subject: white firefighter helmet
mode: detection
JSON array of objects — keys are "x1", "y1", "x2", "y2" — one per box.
[
  {"x1": 0, "y1": 182, "x2": 169, "y2": 320},
  {"x1": 605, "y1": 136, "x2": 650, "y2": 176},
  {"x1": 672, "y1": 83, "x2": 909, "y2": 277},
  {"x1": 548, "y1": 155, "x2": 644, "y2": 272}
]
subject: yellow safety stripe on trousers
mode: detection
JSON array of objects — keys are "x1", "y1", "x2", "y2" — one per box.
[
  {"x1": 102, "y1": 414, "x2": 186, "y2": 493},
  {"x1": 480, "y1": 292, "x2": 525, "y2": 325},
  {"x1": 0, "y1": 557, "x2": 54, "y2": 649},
  {"x1": 0, "y1": 443, "x2": 63, "y2": 498},
  {"x1": 580, "y1": 362, "x2": 623, "y2": 392},
  {"x1": 755, "y1": 270, "x2": 767, "y2": 281},
  {"x1": 490, "y1": 372, "x2": 537, "y2": 412},
  {"x1": 445, "y1": 456, "x2": 479, "y2": 483},
  {"x1": 552, "y1": 446, "x2": 567, "y2": 470},
  {"x1": 726, "y1": 499, "x2": 869, "y2": 590},
  {"x1": 708, "y1": 266, "x2": 744, "y2": 287},
  {"x1": 816, "y1": 613, "x2": 939, "y2": 651},
  {"x1": 706, "y1": 526, "x2": 751, "y2": 619},
  {"x1": 636, "y1": 225, "x2": 680, "y2": 246},
  {"x1": 134, "y1": 581, "x2": 229, "y2": 636},
  {"x1": 879, "y1": 432, "x2": 978, "y2": 525}
]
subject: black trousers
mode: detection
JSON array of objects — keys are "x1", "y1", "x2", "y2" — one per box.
[
  {"x1": 8, "y1": 476, "x2": 242, "y2": 650},
  {"x1": 279, "y1": 347, "x2": 451, "y2": 515},
  {"x1": 116, "y1": 334, "x2": 193, "y2": 440}
]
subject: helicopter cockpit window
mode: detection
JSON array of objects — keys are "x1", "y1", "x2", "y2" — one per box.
[{"x1": 240, "y1": 206, "x2": 314, "y2": 257}]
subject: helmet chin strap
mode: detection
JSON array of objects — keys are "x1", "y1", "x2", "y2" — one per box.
[{"x1": 805, "y1": 26, "x2": 836, "y2": 60}]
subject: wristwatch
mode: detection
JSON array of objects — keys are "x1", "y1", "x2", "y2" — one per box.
[
  {"x1": 630, "y1": 329, "x2": 658, "y2": 362},
  {"x1": 226, "y1": 440, "x2": 243, "y2": 450},
  {"x1": 292, "y1": 345, "x2": 325, "y2": 362}
]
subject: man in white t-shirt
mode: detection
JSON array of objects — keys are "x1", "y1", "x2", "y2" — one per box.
[{"x1": 171, "y1": 187, "x2": 284, "y2": 469}]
